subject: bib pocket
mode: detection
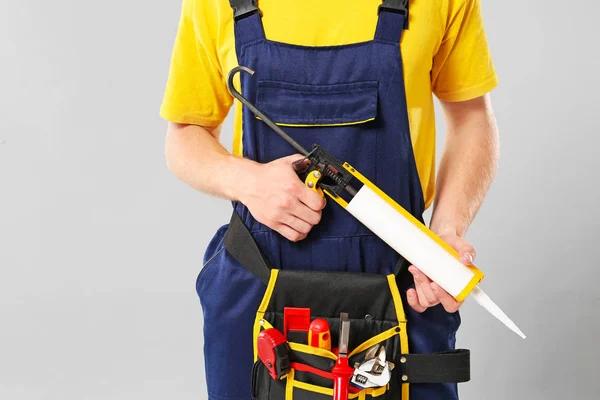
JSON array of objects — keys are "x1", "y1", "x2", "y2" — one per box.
[
  {"x1": 256, "y1": 80, "x2": 378, "y2": 127},
  {"x1": 253, "y1": 80, "x2": 380, "y2": 238}
]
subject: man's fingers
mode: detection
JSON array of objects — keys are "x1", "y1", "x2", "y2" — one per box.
[
  {"x1": 406, "y1": 288, "x2": 427, "y2": 313},
  {"x1": 273, "y1": 223, "x2": 307, "y2": 242},
  {"x1": 281, "y1": 213, "x2": 313, "y2": 235},
  {"x1": 430, "y1": 283, "x2": 462, "y2": 313},
  {"x1": 415, "y1": 283, "x2": 431, "y2": 308},
  {"x1": 409, "y1": 266, "x2": 438, "y2": 307},
  {"x1": 297, "y1": 185, "x2": 327, "y2": 212},
  {"x1": 279, "y1": 153, "x2": 327, "y2": 212},
  {"x1": 282, "y1": 153, "x2": 309, "y2": 164},
  {"x1": 291, "y1": 200, "x2": 322, "y2": 226},
  {"x1": 442, "y1": 235, "x2": 476, "y2": 265},
  {"x1": 458, "y1": 244, "x2": 477, "y2": 265}
]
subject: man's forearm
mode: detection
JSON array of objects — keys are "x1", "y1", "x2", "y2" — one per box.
[
  {"x1": 164, "y1": 122, "x2": 256, "y2": 201},
  {"x1": 430, "y1": 95, "x2": 500, "y2": 238},
  {"x1": 164, "y1": 122, "x2": 326, "y2": 242}
]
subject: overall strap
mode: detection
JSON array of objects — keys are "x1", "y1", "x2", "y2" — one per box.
[
  {"x1": 228, "y1": 0, "x2": 265, "y2": 54},
  {"x1": 375, "y1": 0, "x2": 409, "y2": 42},
  {"x1": 224, "y1": 208, "x2": 413, "y2": 288},
  {"x1": 224, "y1": 211, "x2": 272, "y2": 285}
]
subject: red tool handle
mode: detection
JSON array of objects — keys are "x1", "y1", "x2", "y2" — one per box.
[{"x1": 331, "y1": 356, "x2": 354, "y2": 400}]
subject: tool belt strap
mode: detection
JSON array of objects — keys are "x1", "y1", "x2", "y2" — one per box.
[
  {"x1": 224, "y1": 211, "x2": 273, "y2": 285},
  {"x1": 397, "y1": 349, "x2": 471, "y2": 383},
  {"x1": 224, "y1": 211, "x2": 412, "y2": 286}
]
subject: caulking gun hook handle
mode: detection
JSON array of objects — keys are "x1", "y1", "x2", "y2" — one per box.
[
  {"x1": 226, "y1": 65, "x2": 255, "y2": 106},
  {"x1": 226, "y1": 66, "x2": 310, "y2": 156}
]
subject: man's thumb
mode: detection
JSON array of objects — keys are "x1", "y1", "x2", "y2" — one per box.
[
  {"x1": 457, "y1": 241, "x2": 476, "y2": 265},
  {"x1": 443, "y1": 235, "x2": 476, "y2": 265}
]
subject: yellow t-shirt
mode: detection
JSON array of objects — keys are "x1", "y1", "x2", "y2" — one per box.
[{"x1": 160, "y1": 0, "x2": 498, "y2": 209}]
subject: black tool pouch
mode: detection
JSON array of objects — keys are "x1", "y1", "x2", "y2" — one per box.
[{"x1": 224, "y1": 212, "x2": 470, "y2": 400}]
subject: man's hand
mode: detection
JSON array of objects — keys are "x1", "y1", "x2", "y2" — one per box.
[
  {"x1": 406, "y1": 234, "x2": 476, "y2": 313},
  {"x1": 165, "y1": 125, "x2": 325, "y2": 242},
  {"x1": 239, "y1": 154, "x2": 326, "y2": 242}
]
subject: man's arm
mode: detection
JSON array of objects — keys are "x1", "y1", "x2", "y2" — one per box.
[
  {"x1": 431, "y1": 94, "x2": 500, "y2": 237},
  {"x1": 165, "y1": 123, "x2": 247, "y2": 199},
  {"x1": 165, "y1": 123, "x2": 325, "y2": 241},
  {"x1": 406, "y1": 94, "x2": 500, "y2": 313}
]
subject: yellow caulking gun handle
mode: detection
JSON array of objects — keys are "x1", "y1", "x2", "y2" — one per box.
[{"x1": 304, "y1": 171, "x2": 325, "y2": 197}]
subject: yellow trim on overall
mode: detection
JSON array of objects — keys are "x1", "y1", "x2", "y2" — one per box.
[
  {"x1": 256, "y1": 116, "x2": 375, "y2": 127},
  {"x1": 253, "y1": 269, "x2": 280, "y2": 361},
  {"x1": 344, "y1": 162, "x2": 485, "y2": 300},
  {"x1": 232, "y1": 100, "x2": 244, "y2": 156},
  {"x1": 348, "y1": 326, "x2": 399, "y2": 358},
  {"x1": 288, "y1": 342, "x2": 337, "y2": 360},
  {"x1": 386, "y1": 274, "x2": 410, "y2": 400}
]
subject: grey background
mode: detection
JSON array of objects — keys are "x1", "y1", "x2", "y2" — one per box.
[{"x1": 0, "y1": 0, "x2": 597, "y2": 399}]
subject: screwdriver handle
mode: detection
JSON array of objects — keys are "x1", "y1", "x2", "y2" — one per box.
[{"x1": 332, "y1": 356, "x2": 354, "y2": 400}]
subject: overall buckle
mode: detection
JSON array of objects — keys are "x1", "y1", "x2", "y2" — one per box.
[
  {"x1": 378, "y1": 0, "x2": 410, "y2": 29},
  {"x1": 230, "y1": 0, "x2": 260, "y2": 22}
]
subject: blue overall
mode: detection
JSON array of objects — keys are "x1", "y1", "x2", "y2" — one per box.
[{"x1": 196, "y1": 7, "x2": 461, "y2": 400}]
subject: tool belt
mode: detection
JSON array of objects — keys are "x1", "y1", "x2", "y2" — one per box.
[{"x1": 224, "y1": 212, "x2": 470, "y2": 400}]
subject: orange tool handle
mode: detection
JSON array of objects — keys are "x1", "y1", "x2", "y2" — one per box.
[{"x1": 308, "y1": 318, "x2": 331, "y2": 351}]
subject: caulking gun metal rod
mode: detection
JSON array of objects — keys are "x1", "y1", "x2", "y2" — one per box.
[
  {"x1": 227, "y1": 66, "x2": 358, "y2": 197},
  {"x1": 227, "y1": 66, "x2": 309, "y2": 157}
]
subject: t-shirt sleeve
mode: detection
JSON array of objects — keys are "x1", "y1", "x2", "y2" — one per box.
[
  {"x1": 432, "y1": 0, "x2": 498, "y2": 102},
  {"x1": 160, "y1": 0, "x2": 233, "y2": 126}
]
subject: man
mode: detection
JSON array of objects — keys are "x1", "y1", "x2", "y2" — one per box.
[{"x1": 160, "y1": 0, "x2": 499, "y2": 399}]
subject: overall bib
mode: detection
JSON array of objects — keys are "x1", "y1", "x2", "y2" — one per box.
[{"x1": 197, "y1": 2, "x2": 464, "y2": 399}]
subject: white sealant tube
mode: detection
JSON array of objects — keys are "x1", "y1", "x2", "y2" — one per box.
[
  {"x1": 345, "y1": 185, "x2": 526, "y2": 339},
  {"x1": 346, "y1": 185, "x2": 479, "y2": 300}
]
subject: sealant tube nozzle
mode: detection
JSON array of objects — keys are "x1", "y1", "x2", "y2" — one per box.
[{"x1": 471, "y1": 286, "x2": 526, "y2": 339}]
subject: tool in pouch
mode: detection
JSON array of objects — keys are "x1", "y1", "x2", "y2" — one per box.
[
  {"x1": 309, "y1": 318, "x2": 331, "y2": 351},
  {"x1": 227, "y1": 65, "x2": 525, "y2": 339},
  {"x1": 331, "y1": 314, "x2": 354, "y2": 400},
  {"x1": 256, "y1": 313, "x2": 396, "y2": 396},
  {"x1": 257, "y1": 328, "x2": 291, "y2": 380},
  {"x1": 351, "y1": 345, "x2": 395, "y2": 389}
]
